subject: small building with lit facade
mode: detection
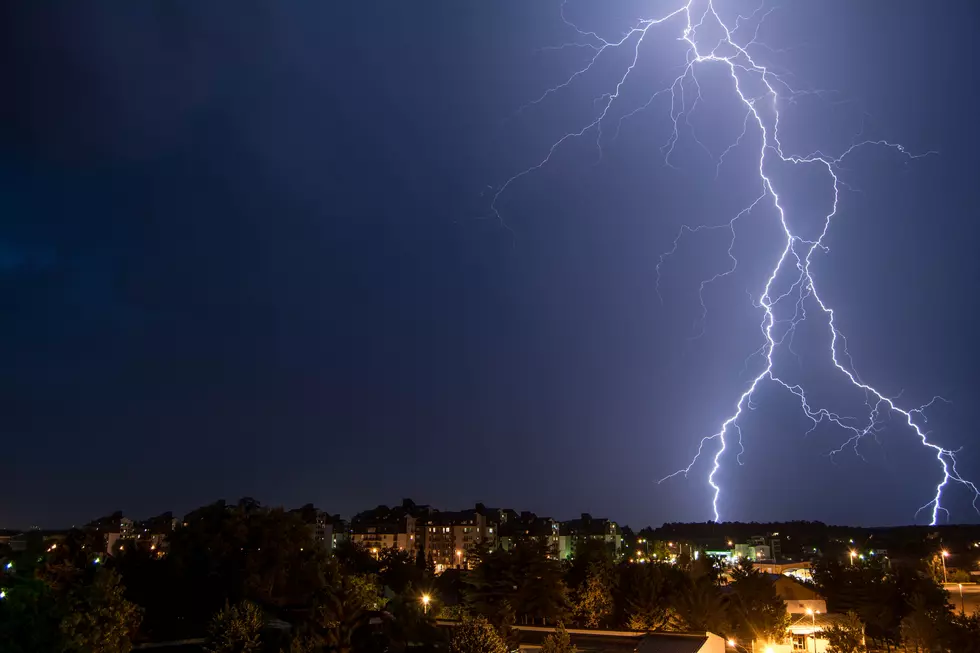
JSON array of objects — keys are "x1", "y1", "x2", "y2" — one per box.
[
  {"x1": 425, "y1": 506, "x2": 499, "y2": 572},
  {"x1": 741, "y1": 575, "x2": 845, "y2": 653}
]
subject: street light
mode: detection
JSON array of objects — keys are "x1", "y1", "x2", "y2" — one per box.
[
  {"x1": 848, "y1": 550, "x2": 857, "y2": 566},
  {"x1": 456, "y1": 549, "x2": 463, "y2": 568},
  {"x1": 941, "y1": 550, "x2": 949, "y2": 584},
  {"x1": 959, "y1": 583, "x2": 965, "y2": 614},
  {"x1": 727, "y1": 639, "x2": 736, "y2": 648},
  {"x1": 806, "y1": 608, "x2": 820, "y2": 653},
  {"x1": 421, "y1": 594, "x2": 430, "y2": 615}
]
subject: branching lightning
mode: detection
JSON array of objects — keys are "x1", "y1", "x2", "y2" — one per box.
[{"x1": 491, "y1": 0, "x2": 980, "y2": 524}]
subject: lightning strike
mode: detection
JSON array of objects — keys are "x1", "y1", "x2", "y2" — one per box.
[{"x1": 492, "y1": 0, "x2": 979, "y2": 524}]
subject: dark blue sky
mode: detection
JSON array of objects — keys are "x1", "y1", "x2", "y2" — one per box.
[{"x1": 2, "y1": 1, "x2": 978, "y2": 529}]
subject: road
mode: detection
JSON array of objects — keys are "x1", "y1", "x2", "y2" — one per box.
[{"x1": 944, "y1": 583, "x2": 980, "y2": 616}]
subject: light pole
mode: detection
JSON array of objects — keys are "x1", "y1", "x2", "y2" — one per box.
[
  {"x1": 421, "y1": 594, "x2": 430, "y2": 615},
  {"x1": 959, "y1": 583, "x2": 965, "y2": 614},
  {"x1": 941, "y1": 550, "x2": 949, "y2": 584},
  {"x1": 849, "y1": 550, "x2": 857, "y2": 566},
  {"x1": 456, "y1": 549, "x2": 463, "y2": 569},
  {"x1": 806, "y1": 608, "x2": 819, "y2": 653}
]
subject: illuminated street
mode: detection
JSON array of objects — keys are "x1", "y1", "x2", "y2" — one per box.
[{"x1": 945, "y1": 583, "x2": 980, "y2": 616}]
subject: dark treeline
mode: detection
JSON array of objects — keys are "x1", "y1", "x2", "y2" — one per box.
[
  {"x1": 2, "y1": 500, "x2": 980, "y2": 653},
  {"x1": 648, "y1": 521, "x2": 980, "y2": 560}
]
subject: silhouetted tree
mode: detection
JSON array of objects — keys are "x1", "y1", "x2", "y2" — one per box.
[
  {"x1": 728, "y1": 560, "x2": 789, "y2": 646},
  {"x1": 675, "y1": 577, "x2": 730, "y2": 636},
  {"x1": 618, "y1": 562, "x2": 685, "y2": 631},
  {"x1": 448, "y1": 616, "x2": 507, "y2": 653},
  {"x1": 573, "y1": 562, "x2": 614, "y2": 628},
  {"x1": 60, "y1": 567, "x2": 143, "y2": 653},
  {"x1": 540, "y1": 622, "x2": 578, "y2": 653},
  {"x1": 821, "y1": 611, "x2": 866, "y2": 653},
  {"x1": 204, "y1": 600, "x2": 263, "y2": 653}
]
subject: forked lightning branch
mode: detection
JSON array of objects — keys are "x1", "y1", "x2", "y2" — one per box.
[{"x1": 491, "y1": 0, "x2": 980, "y2": 524}]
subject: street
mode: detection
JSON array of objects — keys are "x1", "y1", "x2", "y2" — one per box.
[{"x1": 944, "y1": 583, "x2": 980, "y2": 616}]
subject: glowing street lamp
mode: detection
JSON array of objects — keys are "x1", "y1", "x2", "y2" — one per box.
[
  {"x1": 941, "y1": 550, "x2": 949, "y2": 584},
  {"x1": 421, "y1": 593, "x2": 430, "y2": 615},
  {"x1": 726, "y1": 639, "x2": 736, "y2": 648},
  {"x1": 848, "y1": 550, "x2": 857, "y2": 566},
  {"x1": 806, "y1": 608, "x2": 820, "y2": 653},
  {"x1": 456, "y1": 549, "x2": 463, "y2": 568}
]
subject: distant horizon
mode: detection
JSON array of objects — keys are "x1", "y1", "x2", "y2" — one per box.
[{"x1": 6, "y1": 496, "x2": 980, "y2": 533}]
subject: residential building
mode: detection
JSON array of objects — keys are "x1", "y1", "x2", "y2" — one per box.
[
  {"x1": 424, "y1": 504, "x2": 499, "y2": 572},
  {"x1": 754, "y1": 559, "x2": 813, "y2": 582},
  {"x1": 84, "y1": 512, "x2": 134, "y2": 556},
  {"x1": 498, "y1": 511, "x2": 559, "y2": 553},
  {"x1": 351, "y1": 516, "x2": 419, "y2": 556},
  {"x1": 558, "y1": 513, "x2": 622, "y2": 560},
  {"x1": 350, "y1": 499, "x2": 437, "y2": 557},
  {"x1": 745, "y1": 575, "x2": 844, "y2": 653},
  {"x1": 733, "y1": 542, "x2": 770, "y2": 560}
]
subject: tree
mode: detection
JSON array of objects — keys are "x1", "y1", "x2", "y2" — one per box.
[
  {"x1": 899, "y1": 594, "x2": 948, "y2": 653},
  {"x1": 728, "y1": 561, "x2": 789, "y2": 646},
  {"x1": 674, "y1": 578, "x2": 729, "y2": 636},
  {"x1": 821, "y1": 612, "x2": 866, "y2": 653},
  {"x1": 465, "y1": 540, "x2": 568, "y2": 628},
  {"x1": 573, "y1": 562, "x2": 613, "y2": 628},
  {"x1": 204, "y1": 601, "x2": 263, "y2": 653},
  {"x1": 464, "y1": 545, "x2": 519, "y2": 630},
  {"x1": 619, "y1": 562, "x2": 684, "y2": 631},
  {"x1": 541, "y1": 622, "x2": 578, "y2": 653},
  {"x1": 314, "y1": 569, "x2": 384, "y2": 653},
  {"x1": 948, "y1": 568, "x2": 971, "y2": 584},
  {"x1": 379, "y1": 547, "x2": 423, "y2": 594},
  {"x1": 511, "y1": 538, "x2": 569, "y2": 625},
  {"x1": 0, "y1": 574, "x2": 63, "y2": 653},
  {"x1": 60, "y1": 568, "x2": 143, "y2": 653},
  {"x1": 945, "y1": 613, "x2": 980, "y2": 653},
  {"x1": 448, "y1": 616, "x2": 508, "y2": 653}
]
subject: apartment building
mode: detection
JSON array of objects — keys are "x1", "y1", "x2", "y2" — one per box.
[{"x1": 558, "y1": 513, "x2": 622, "y2": 560}]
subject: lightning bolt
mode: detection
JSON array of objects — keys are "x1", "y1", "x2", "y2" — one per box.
[{"x1": 491, "y1": 0, "x2": 980, "y2": 524}]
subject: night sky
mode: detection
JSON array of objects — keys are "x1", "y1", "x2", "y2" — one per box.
[{"x1": 3, "y1": 1, "x2": 979, "y2": 529}]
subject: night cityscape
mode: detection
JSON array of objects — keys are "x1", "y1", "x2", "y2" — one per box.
[{"x1": 3, "y1": 0, "x2": 980, "y2": 652}]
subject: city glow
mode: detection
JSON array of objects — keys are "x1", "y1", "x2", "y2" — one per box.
[{"x1": 493, "y1": 0, "x2": 979, "y2": 524}]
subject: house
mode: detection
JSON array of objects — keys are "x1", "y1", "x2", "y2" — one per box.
[{"x1": 746, "y1": 575, "x2": 847, "y2": 653}]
